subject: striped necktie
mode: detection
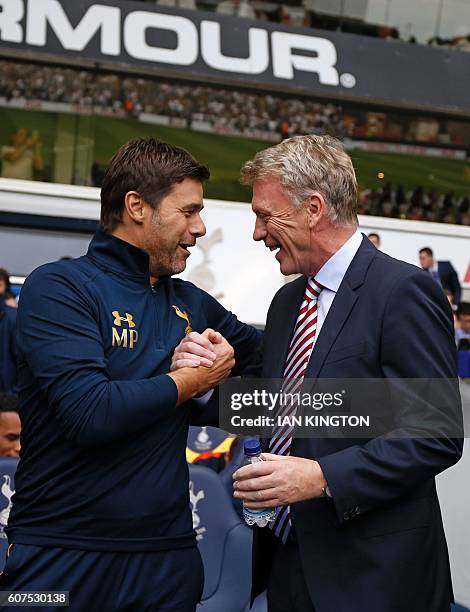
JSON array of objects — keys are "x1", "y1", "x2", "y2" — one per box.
[{"x1": 269, "y1": 277, "x2": 322, "y2": 543}]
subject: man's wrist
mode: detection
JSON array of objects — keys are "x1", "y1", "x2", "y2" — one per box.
[
  {"x1": 168, "y1": 369, "x2": 204, "y2": 405},
  {"x1": 311, "y1": 460, "x2": 328, "y2": 499}
]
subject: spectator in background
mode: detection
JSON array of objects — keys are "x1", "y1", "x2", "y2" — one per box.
[
  {"x1": 456, "y1": 302, "x2": 470, "y2": 345},
  {"x1": 91, "y1": 162, "x2": 106, "y2": 188},
  {"x1": 395, "y1": 184, "x2": 406, "y2": 206},
  {"x1": 0, "y1": 393, "x2": 21, "y2": 458},
  {"x1": 419, "y1": 247, "x2": 462, "y2": 304},
  {"x1": 157, "y1": 0, "x2": 196, "y2": 8},
  {"x1": 0, "y1": 296, "x2": 17, "y2": 394},
  {"x1": 1, "y1": 128, "x2": 44, "y2": 181},
  {"x1": 0, "y1": 269, "x2": 17, "y2": 308},
  {"x1": 217, "y1": 0, "x2": 256, "y2": 19},
  {"x1": 367, "y1": 232, "x2": 381, "y2": 249}
]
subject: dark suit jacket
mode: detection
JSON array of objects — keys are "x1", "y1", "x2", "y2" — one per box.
[
  {"x1": 252, "y1": 236, "x2": 463, "y2": 612},
  {"x1": 438, "y1": 260, "x2": 461, "y2": 304}
]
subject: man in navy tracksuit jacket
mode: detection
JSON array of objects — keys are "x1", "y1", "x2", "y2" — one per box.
[{"x1": 1, "y1": 139, "x2": 261, "y2": 610}]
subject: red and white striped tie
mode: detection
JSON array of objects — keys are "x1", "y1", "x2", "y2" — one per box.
[{"x1": 269, "y1": 277, "x2": 322, "y2": 543}]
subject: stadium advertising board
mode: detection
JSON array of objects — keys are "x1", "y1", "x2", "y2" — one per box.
[{"x1": 0, "y1": 0, "x2": 468, "y2": 115}]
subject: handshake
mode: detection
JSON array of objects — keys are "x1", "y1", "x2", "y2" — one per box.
[{"x1": 168, "y1": 329, "x2": 235, "y2": 405}]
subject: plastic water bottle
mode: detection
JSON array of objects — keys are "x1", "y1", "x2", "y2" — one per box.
[{"x1": 242, "y1": 439, "x2": 276, "y2": 527}]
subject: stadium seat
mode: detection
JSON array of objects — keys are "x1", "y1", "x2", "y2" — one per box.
[
  {"x1": 457, "y1": 350, "x2": 470, "y2": 378},
  {"x1": 0, "y1": 457, "x2": 19, "y2": 571},
  {"x1": 189, "y1": 464, "x2": 252, "y2": 612},
  {"x1": 187, "y1": 426, "x2": 234, "y2": 463}
]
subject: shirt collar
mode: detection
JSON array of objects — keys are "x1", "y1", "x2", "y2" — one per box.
[
  {"x1": 86, "y1": 230, "x2": 150, "y2": 280},
  {"x1": 314, "y1": 229, "x2": 363, "y2": 293}
]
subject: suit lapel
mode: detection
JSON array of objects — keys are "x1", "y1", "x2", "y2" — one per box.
[
  {"x1": 262, "y1": 277, "x2": 306, "y2": 452},
  {"x1": 264, "y1": 276, "x2": 307, "y2": 379},
  {"x1": 305, "y1": 235, "x2": 376, "y2": 380},
  {"x1": 305, "y1": 283, "x2": 358, "y2": 380}
]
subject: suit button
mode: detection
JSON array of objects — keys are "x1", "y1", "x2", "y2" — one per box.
[{"x1": 343, "y1": 512, "x2": 350, "y2": 521}]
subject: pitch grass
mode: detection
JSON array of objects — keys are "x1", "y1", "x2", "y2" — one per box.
[
  {"x1": 2, "y1": 108, "x2": 468, "y2": 202},
  {"x1": 93, "y1": 117, "x2": 470, "y2": 202}
]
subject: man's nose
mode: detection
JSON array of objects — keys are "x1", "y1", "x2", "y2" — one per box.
[
  {"x1": 253, "y1": 218, "x2": 267, "y2": 242},
  {"x1": 192, "y1": 213, "x2": 206, "y2": 238}
]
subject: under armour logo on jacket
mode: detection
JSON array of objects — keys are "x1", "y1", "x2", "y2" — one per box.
[{"x1": 112, "y1": 311, "x2": 136, "y2": 328}]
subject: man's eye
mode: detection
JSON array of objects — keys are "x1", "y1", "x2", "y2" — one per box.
[{"x1": 5, "y1": 434, "x2": 19, "y2": 442}]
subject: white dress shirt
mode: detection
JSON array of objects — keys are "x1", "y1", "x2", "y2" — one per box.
[{"x1": 312, "y1": 229, "x2": 363, "y2": 347}]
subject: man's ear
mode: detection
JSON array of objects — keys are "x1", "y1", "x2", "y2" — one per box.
[
  {"x1": 124, "y1": 191, "x2": 146, "y2": 224},
  {"x1": 306, "y1": 192, "x2": 325, "y2": 229}
]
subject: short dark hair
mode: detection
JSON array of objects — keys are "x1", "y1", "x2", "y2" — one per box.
[
  {"x1": 100, "y1": 138, "x2": 210, "y2": 232},
  {"x1": 0, "y1": 268, "x2": 11, "y2": 292},
  {"x1": 368, "y1": 232, "x2": 380, "y2": 240},
  {"x1": 457, "y1": 302, "x2": 470, "y2": 318},
  {"x1": 419, "y1": 247, "x2": 434, "y2": 257},
  {"x1": 0, "y1": 393, "x2": 19, "y2": 413}
]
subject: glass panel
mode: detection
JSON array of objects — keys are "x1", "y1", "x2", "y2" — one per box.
[
  {"x1": 367, "y1": 0, "x2": 440, "y2": 42},
  {"x1": 1, "y1": 59, "x2": 468, "y2": 225},
  {"x1": 438, "y1": 0, "x2": 470, "y2": 40}
]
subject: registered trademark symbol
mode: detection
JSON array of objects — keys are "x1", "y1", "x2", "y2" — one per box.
[{"x1": 340, "y1": 73, "x2": 356, "y2": 88}]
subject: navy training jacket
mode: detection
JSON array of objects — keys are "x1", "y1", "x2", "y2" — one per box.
[{"x1": 7, "y1": 231, "x2": 261, "y2": 551}]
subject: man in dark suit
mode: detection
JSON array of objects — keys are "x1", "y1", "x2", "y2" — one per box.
[
  {"x1": 231, "y1": 135, "x2": 463, "y2": 612},
  {"x1": 419, "y1": 246, "x2": 462, "y2": 304}
]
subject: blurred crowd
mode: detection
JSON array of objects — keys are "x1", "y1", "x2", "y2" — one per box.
[
  {"x1": 2, "y1": 60, "x2": 468, "y2": 149},
  {"x1": 359, "y1": 183, "x2": 470, "y2": 226},
  {"x1": 0, "y1": 62, "x2": 345, "y2": 139},
  {"x1": 126, "y1": 81, "x2": 346, "y2": 138},
  {"x1": 0, "y1": 61, "x2": 468, "y2": 223},
  {"x1": 0, "y1": 64, "x2": 119, "y2": 111}
]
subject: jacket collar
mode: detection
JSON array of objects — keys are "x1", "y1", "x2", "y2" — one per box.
[{"x1": 86, "y1": 230, "x2": 150, "y2": 280}]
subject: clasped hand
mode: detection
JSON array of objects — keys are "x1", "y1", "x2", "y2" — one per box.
[{"x1": 169, "y1": 329, "x2": 235, "y2": 399}]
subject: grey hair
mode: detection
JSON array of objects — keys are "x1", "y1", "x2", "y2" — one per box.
[{"x1": 241, "y1": 135, "x2": 358, "y2": 226}]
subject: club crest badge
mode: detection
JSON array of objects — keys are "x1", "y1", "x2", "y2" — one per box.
[{"x1": 172, "y1": 305, "x2": 192, "y2": 335}]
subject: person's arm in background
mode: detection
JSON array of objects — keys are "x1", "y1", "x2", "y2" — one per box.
[
  {"x1": 18, "y1": 267, "x2": 234, "y2": 447},
  {"x1": 2, "y1": 144, "x2": 26, "y2": 163},
  {"x1": 31, "y1": 131, "x2": 45, "y2": 172}
]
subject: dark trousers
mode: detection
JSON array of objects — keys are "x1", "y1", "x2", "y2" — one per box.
[
  {"x1": 267, "y1": 536, "x2": 315, "y2": 612},
  {"x1": 0, "y1": 543, "x2": 204, "y2": 611}
]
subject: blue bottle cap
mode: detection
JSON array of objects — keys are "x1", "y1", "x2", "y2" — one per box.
[{"x1": 244, "y1": 439, "x2": 262, "y2": 457}]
